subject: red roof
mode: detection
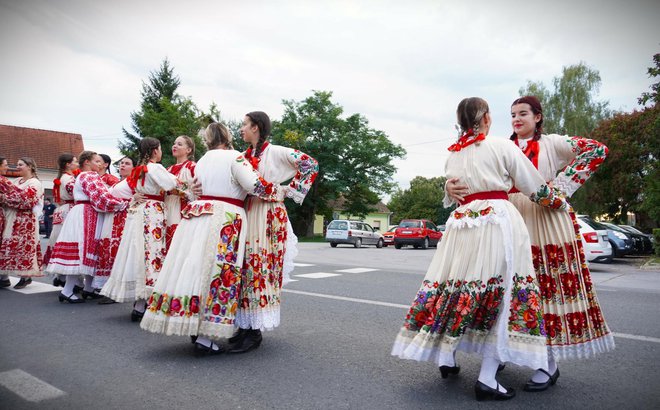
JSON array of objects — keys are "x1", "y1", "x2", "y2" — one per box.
[{"x1": 0, "y1": 124, "x2": 84, "y2": 171}]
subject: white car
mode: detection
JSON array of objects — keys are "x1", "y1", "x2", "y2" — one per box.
[
  {"x1": 577, "y1": 216, "x2": 613, "y2": 263},
  {"x1": 325, "y1": 219, "x2": 384, "y2": 248}
]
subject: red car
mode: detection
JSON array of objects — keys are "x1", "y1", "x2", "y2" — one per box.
[
  {"x1": 394, "y1": 219, "x2": 442, "y2": 249},
  {"x1": 382, "y1": 225, "x2": 398, "y2": 247}
]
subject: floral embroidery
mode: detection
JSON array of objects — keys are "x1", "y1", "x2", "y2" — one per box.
[
  {"x1": 554, "y1": 136, "x2": 608, "y2": 197},
  {"x1": 140, "y1": 200, "x2": 166, "y2": 287},
  {"x1": 287, "y1": 150, "x2": 319, "y2": 204},
  {"x1": 147, "y1": 291, "x2": 201, "y2": 318},
  {"x1": 453, "y1": 206, "x2": 494, "y2": 220},
  {"x1": 181, "y1": 202, "x2": 214, "y2": 219},
  {"x1": 508, "y1": 274, "x2": 545, "y2": 337},
  {"x1": 530, "y1": 185, "x2": 567, "y2": 210}
]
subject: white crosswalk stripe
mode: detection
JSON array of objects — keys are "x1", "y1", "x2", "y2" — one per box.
[
  {"x1": 0, "y1": 369, "x2": 65, "y2": 402},
  {"x1": 335, "y1": 268, "x2": 379, "y2": 273},
  {"x1": 294, "y1": 272, "x2": 342, "y2": 279},
  {"x1": 2, "y1": 277, "x2": 60, "y2": 294}
]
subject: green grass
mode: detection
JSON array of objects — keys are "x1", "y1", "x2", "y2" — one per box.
[{"x1": 297, "y1": 235, "x2": 326, "y2": 243}]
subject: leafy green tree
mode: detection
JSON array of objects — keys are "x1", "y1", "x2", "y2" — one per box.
[
  {"x1": 519, "y1": 62, "x2": 611, "y2": 136},
  {"x1": 118, "y1": 58, "x2": 207, "y2": 166},
  {"x1": 271, "y1": 90, "x2": 406, "y2": 236},
  {"x1": 387, "y1": 176, "x2": 453, "y2": 225},
  {"x1": 638, "y1": 53, "x2": 660, "y2": 106}
]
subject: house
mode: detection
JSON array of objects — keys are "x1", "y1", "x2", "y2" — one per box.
[
  {"x1": 313, "y1": 197, "x2": 393, "y2": 235},
  {"x1": 0, "y1": 124, "x2": 84, "y2": 197}
]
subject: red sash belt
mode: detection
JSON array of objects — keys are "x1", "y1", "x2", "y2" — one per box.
[
  {"x1": 144, "y1": 194, "x2": 165, "y2": 201},
  {"x1": 64, "y1": 200, "x2": 75, "y2": 204},
  {"x1": 75, "y1": 200, "x2": 91, "y2": 205},
  {"x1": 199, "y1": 195, "x2": 245, "y2": 208},
  {"x1": 459, "y1": 191, "x2": 508, "y2": 205},
  {"x1": 508, "y1": 188, "x2": 520, "y2": 194}
]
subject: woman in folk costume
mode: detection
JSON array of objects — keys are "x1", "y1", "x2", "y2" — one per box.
[
  {"x1": 392, "y1": 97, "x2": 571, "y2": 401},
  {"x1": 45, "y1": 151, "x2": 127, "y2": 303},
  {"x1": 447, "y1": 95, "x2": 614, "y2": 391},
  {"x1": 0, "y1": 156, "x2": 8, "y2": 266},
  {"x1": 101, "y1": 137, "x2": 185, "y2": 321},
  {"x1": 141, "y1": 123, "x2": 286, "y2": 355},
  {"x1": 94, "y1": 156, "x2": 136, "y2": 292},
  {"x1": 164, "y1": 135, "x2": 196, "y2": 252},
  {"x1": 228, "y1": 111, "x2": 318, "y2": 354},
  {"x1": 99, "y1": 154, "x2": 120, "y2": 187},
  {"x1": 43, "y1": 154, "x2": 79, "y2": 279},
  {"x1": 0, "y1": 157, "x2": 44, "y2": 289}
]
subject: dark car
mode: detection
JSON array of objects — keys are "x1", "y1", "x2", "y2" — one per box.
[
  {"x1": 618, "y1": 225, "x2": 654, "y2": 254},
  {"x1": 601, "y1": 222, "x2": 634, "y2": 257}
]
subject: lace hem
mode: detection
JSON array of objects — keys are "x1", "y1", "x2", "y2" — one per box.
[
  {"x1": 550, "y1": 333, "x2": 616, "y2": 360},
  {"x1": 235, "y1": 308, "x2": 280, "y2": 331},
  {"x1": 100, "y1": 278, "x2": 136, "y2": 303},
  {"x1": 282, "y1": 220, "x2": 298, "y2": 286},
  {"x1": 285, "y1": 188, "x2": 305, "y2": 204}
]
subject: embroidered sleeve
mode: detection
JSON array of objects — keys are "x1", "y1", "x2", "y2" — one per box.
[
  {"x1": 79, "y1": 173, "x2": 127, "y2": 212},
  {"x1": 0, "y1": 178, "x2": 39, "y2": 210},
  {"x1": 65, "y1": 176, "x2": 75, "y2": 197},
  {"x1": 231, "y1": 155, "x2": 282, "y2": 202},
  {"x1": 284, "y1": 149, "x2": 319, "y2": 204},
  {"x1": 551, "y1": 135, "x2": 608, "y2": 197},
  {"x1": 529, "y1": 185, "x2": 568, "y2": 210}
]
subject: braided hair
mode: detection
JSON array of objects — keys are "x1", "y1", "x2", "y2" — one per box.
[
  {"x1": 246, "y1": 111, "x2": 271, "y2": 158},
  {"x1": 138, "y1": 137, "x2": 161, "y2": 165},
  {"x1": 204, "y1": 123, "x2": 234, "y2": 150},
  {"x1": 456, "y1": 97, "x2": 489, "y2": 136},
  {"x1": 56, "y1": 153, "x2": 75, "y2": 179},
  {"x1": 510, "y1": 95, "x2": 543, "y2": 141}
]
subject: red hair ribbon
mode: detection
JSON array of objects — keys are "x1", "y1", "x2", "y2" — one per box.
[
  {"x1": 127, "y1": 165, "x2": 149, "y2": 190},
  {"x1": 448, "y1": 129, "x2": 485, "y2": 152}
]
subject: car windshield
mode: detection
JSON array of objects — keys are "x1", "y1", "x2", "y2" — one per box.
[
  {"x1": 387, "y1": 226, "x2": 398, "y2": 233},
  {"x1": 399, "y1": 221, "x2": 422, "y2": 228},
  {"x1": 579, "y1": 216, "x2": 607, "y2": 231},
  {"x1": 327, "y1": 221, "x2": 348, "y2": 230},
  {"x1": 602, "y1": 222, "x2": 628, "y2": 233},
  {"x1": 622, "y1": 225, "x2": 644, "y2": 235}
]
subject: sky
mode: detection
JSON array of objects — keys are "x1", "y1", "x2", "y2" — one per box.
[{"x1": 1, "y1": 0, "x2": 658, "y2": 200}]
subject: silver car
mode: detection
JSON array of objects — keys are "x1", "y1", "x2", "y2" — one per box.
[{"x1": 325, "y1": 219, "x2": 384, "y2": 248}]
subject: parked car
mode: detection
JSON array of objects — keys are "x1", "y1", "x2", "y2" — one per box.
[
  {"x1": 576, "y1": 216, "x2": 613, "y2": 263},
  {"x1": 382, "y1": 225, "x2": 398, "y2": 247},
  {"x1": 394, "y1": 219, "x2": 442, "y2": 249},
  {"x1": 601, "y1": 222, "x2": 634, "y2": 257},
  {"x1": 325, "y1": 220, "x2": 384, "y2": 248},
  {"x1": 618, "y1": 225, "x2": 654, "y2": 254}
]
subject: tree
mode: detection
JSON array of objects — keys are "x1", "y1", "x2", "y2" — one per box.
[
  {"x1": 271, "y1": 91, "x2": 406, "y2": 236},
  {"x1": 519, "y1": 62, "x2": 611, "y2": 136},
  {"x1": 638, "y1": 53, "x2": 660, "y2": 106},
  {"x1": 387, "y1": 176, "x2": 453, "y2": 225},
  {"x1": 118, "y1": 58, "x2": 207, "y2": 166}
]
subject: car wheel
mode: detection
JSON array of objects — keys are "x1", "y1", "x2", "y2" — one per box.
[
  {"x1": 330, "y1": 242, "x2": 337, "y2": 248},
  {"x1": 376, "y1": 239, "x2": 384, "y2": 248},
  {"x1": 395, "y1": 243, "x2": 402, "y2": 249},
  {"x1": 354, "y1": 238, "x2": 362, "y2": 248},
  {"x1": 421, "y1": 237, "x2": 429, "y2": 249}
]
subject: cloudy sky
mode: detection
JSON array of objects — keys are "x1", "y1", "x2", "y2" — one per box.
[{"x1": 1, "y1": 0, "x2": 658, "y2": 198}]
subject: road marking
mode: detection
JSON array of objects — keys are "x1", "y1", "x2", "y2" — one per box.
[
  {"x1": 3, "y1": 277, "x2": 60, "y2": 294},
  {"x1": 294, "y1": 272, "x2": 342, "y2": 279},
  {"x1": 335, "y1": 268, "x2": 379, "y2": 273},
  {"x1": 0, "y1": 369, "x2": 65, "y2": 402},
  {"x1": 282, "y1": 289, "x2": 660, "y2": 344},
  {"x1": 294, "y1": 263, "x2": 315, "y2": 267}
]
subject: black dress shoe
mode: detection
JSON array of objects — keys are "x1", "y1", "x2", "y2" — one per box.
[
  {"x1": 0, "y1": 278, "x2": 11, "y2": 288},
  {"x1": 439, "y1": 365, "x2": 461, "y2": 378},
  {"x1": 52, "y1": 277, "x2": 65, "y2": 287},
  {"x1": 523, "y1": 368, "x2": 560, "y2": 392},
  {"x1": 81, "y1": 290, "x2": 103, "y2": 300},
  {"x1": 58, "y1": 292, "x2": 86, "y2": 304},
  {"x1": 228, "y1": 328, "x2": 248, "y2": 344},
  {"x1": 131, "y1": 309, "x2": 145, "y2": 322},
  {"x1": 228, "y1": 329, "x2": 262, "y2": 354},
  {"x1": 475, "y1": 380, "x2": 516, "y2": 401},
  {"x1": 14, "y1": 277, "x2": 32, "y2": 289},
  {"x1": 190, "y1": 335, "x2": 198, "y2": 344},
  {"x1": 73, "y1": 284, "x2": 83, "y2": 293},
  {"x1": 497, "y1": 363, "x2": 506, "y2": 373},
  {"x1": 194, "y1": 341, "x2": 225, "y2": 356}
]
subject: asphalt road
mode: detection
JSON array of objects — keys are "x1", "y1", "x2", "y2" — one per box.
[{"x1": 1, "y1": 242, "x2": 659, "y2": 409}]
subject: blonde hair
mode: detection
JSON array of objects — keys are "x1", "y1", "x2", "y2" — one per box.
[
  {"x1": 204, "y1": 123, "x2": 233, "y2": 150},
  {"x1": 177, "y1": 135, "x2": 196, "y2": 160},
  {"x1": 19, "y1": 157, "x2": 38, "y2": 178}
]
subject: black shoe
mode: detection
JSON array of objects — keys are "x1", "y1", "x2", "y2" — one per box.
[
  {"x1": 194, "y1": 341, "x2": 225, "y2": 356},
  {"x1": 52, "y1": 277, "x2": 65, "y2": 287},
  {"x1": 228, "y1": 328, "x2": 248, "y2": 344},
  {"x1": 497, "y1": 363, "x2": 506, "y2": 373},
  {"x1": 475, "y1": 380, "x2": 516, "y2": 401},
  {"x1": 58, "y1": 292, "x2": 85, "y2": 304},
  {"x1": 228, "y1": 329, "x2": 262, "y2": 354},
  {"x1": 81, "y1": 290, "x2": 103, "y2": 300},
  {"x1": 97, "y1": 296, "x2": 116, "y2": 305},
  {"x1": 131, "y1": 309, "x2": 145, "y2": 322},
  {"x1": 523, "y1": 368, "x2": 559, "y2": 392},
  {"x1": 14, "y1": 277, "x2": 32, "y2": 289},
  {"x1": 73, "y1": 284, "x2": 83, "y2": 293},
  {"x1": 190, "y1": 335, "x2": 198, "y2": 344},
  {"x1": 439, "y1": 365, "x2": 461, "y2": 378},
  {"x1": 0, "y1": 279, "x2": 10, "y2": 288}
]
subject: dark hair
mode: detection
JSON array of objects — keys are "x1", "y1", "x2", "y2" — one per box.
[
  {"x1": 177, "y1": 135, "x2": 196, "y2": 160},
  {"x1": 456, "y1": 97, "x2": 489, "y2": 136},
  {"x1": 56, "y1": 153, "x2": 75, "y2": 179},
  {"x1": 78, "y1": 150, "x2": 97, "y2": 169},
  {"x1": 0, "y1": 156, "x2": 5, "y2": 164},
  {"x1": 510, "y1": 95, "x2": 544, "y2": 141},
  {"x1": 99, "y1": 154, "x2": 112, "y2": 172},
  {"x1": 246, "y1": 111, "x2": 271, "y2": 158},
  {"x1": 18, "y1": 157, "x2": 38, "y2": 178},
  {"x1": 138, "y1": 137, "x2": 161, "y2": 165},
  {"x1": 205, "y1": 122, "x2": 234, "y2": 150}
]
